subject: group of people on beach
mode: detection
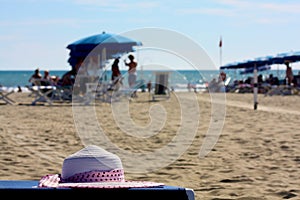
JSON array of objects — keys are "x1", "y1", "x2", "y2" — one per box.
[
  {"x1": 29, "y1": 68, "x2": 60, "y2": 86},
  {"x1": 110, "y1": 54, "x2": 138, "y2": 97},
  {"x1": 222, "y1": 62, "x2": 300, "y2": 94},
  {"x1": 29, "y1": 67, "x2": 79, "y2": 88},
  {"x1": 202, "y1": 61, "x2": 300, "y2": 95},
  {"x1": 29, "y1": 54, "x2": 139, "y2": 97}
]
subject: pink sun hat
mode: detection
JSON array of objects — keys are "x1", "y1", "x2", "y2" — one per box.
[{"x1": 38, "y1": 145, "x2": 164, "y2": 188}]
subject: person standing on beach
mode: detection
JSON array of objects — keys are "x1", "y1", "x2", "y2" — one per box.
[
  {"x1": 111, "y1": 58, "x2": 122, "y2": 87},
  {"x1": 285, "y1": 61, "x2": 294, "y2": 85},
  {"x1": 124, "y1": 54, "x2": 138, "y2": 97}
]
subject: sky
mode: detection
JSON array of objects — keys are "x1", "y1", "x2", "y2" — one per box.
[{"x1": 1, "y1": 0, "x2": 300, "y2": 71}]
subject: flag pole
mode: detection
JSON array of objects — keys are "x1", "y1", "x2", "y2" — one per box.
[
  {"x1": 253, "y1": 64, "x2": 258, "y2": 110},
  {"x1": 219, "y1": 36, "x2": 222, "y2": 67}
]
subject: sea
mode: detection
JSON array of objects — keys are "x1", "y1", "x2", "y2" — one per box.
[{"x1": 0, "y1": 69, "x2": 296, "y2": 92}]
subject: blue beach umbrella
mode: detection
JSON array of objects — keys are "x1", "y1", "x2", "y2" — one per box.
[
  {"x1": 238, "y1": 56, "x2": 273, "y2": 74},
  {"x1": 220, "y1": 51, "x2": 300, "y2": 110},
  {"x1": 239, "y1": 65, "x2": 271, "y2": 75},
  {"x1": 66, "y1": 31, "x2": 142, "y2": 70},
  {"x1": 220, "y1": 55, "x2": 274, "y2": 71},
  {"x1": 270, "y1": 51, "x2": 300, "y2": 65}
]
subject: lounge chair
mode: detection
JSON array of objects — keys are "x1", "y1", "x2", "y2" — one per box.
[
  {"x1": 27, "y1": 78, "x2": 72, "y2": 105},
  {"x1": 83, "y1": 82, "x2": 112, "y2": 104},
  {"x1": 265, "y1": 84, "x2": 293, "y2": 96},
  {"x1": 0, "y1": 89, "x2": 16, "y2": 105}
]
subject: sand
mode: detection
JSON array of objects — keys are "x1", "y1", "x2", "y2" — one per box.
[{"x1": 0, "y1": 91, "x2": 300, "y2": 200}]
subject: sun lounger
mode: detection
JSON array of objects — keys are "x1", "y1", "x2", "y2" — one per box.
[
  {"x1": 27, "y1": 78, "x2": 73, "y2": 105},
  {"x1": 27, "y1": 85, "x2": 57, "y2": 105},
  {"x1": 0, "y1": 90, "x2": 16, "y2": 105},
  {"x1": 0, "y1": 180, "x2": 195, "y2": 200},
  {"x1": 265, "y1": 85, "x2": 293, "y2": 96},
  {"x1": 82, "y1": 82, "x2": 113, "y2": 104}
]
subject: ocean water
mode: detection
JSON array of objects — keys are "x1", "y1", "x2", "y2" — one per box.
[{"x1": 0, "y1": 69, "x2": 295, "y2": 92}]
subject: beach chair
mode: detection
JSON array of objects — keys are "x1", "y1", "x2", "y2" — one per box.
[
  {"x1": 27, "y1": 77, "x2": 74, "y2": 104},
  {"x1": 50, "y1": 85, "x2": 73, "y2": 102},
  {"x1": 265, "y1": 85, "x2": 293, "y2": 96},
  {"x1": 109, "y1": 78, "x2": 145, "y2": 101},
  {"x1": 151, "y1": 71, "x2": 171, "y2": 101},
  {"x1": 27, "y1": 85, "x2": 57, "y2": 105},
  {"x1": 0, "y1": 90, "x2": 16, "y2": 105},
  {"x1": 27, "y1": 78, "x2": 58, "y2": 105},
  {"x1": 84, "y1": 82, "x2": 110, "y2": 104}
]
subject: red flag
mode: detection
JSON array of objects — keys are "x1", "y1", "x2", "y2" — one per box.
[{"x1": 219, "y1": 37, "x2": 222, "y2": 48}]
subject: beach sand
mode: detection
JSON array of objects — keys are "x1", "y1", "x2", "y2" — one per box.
[{"x1": 1, "y1": 91, "x2": 300, "y2": 199}]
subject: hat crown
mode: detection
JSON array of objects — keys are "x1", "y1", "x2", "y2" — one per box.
[
  {"x1": 39, "y1": 145, "x2": 164, "y2": 188},
  {"x1": 61, "y1": 145, "x2": 123, "y2": 180}
]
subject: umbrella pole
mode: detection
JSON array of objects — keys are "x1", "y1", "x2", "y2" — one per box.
[{"x1": 253, "y1": 66, "x2": 258, "y2": 110}]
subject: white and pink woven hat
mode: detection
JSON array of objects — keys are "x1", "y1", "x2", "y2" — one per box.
[{"x1": 38, "y1": 145, "x2": 164, "y2": 188}]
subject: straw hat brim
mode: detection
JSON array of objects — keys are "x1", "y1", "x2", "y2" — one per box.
[
  {"x1": 58, "y1": 181, "x2": 164, "y2": 188},
  {"x1": 38, "y1": 174, "x2": 164, "y2": 188}
]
